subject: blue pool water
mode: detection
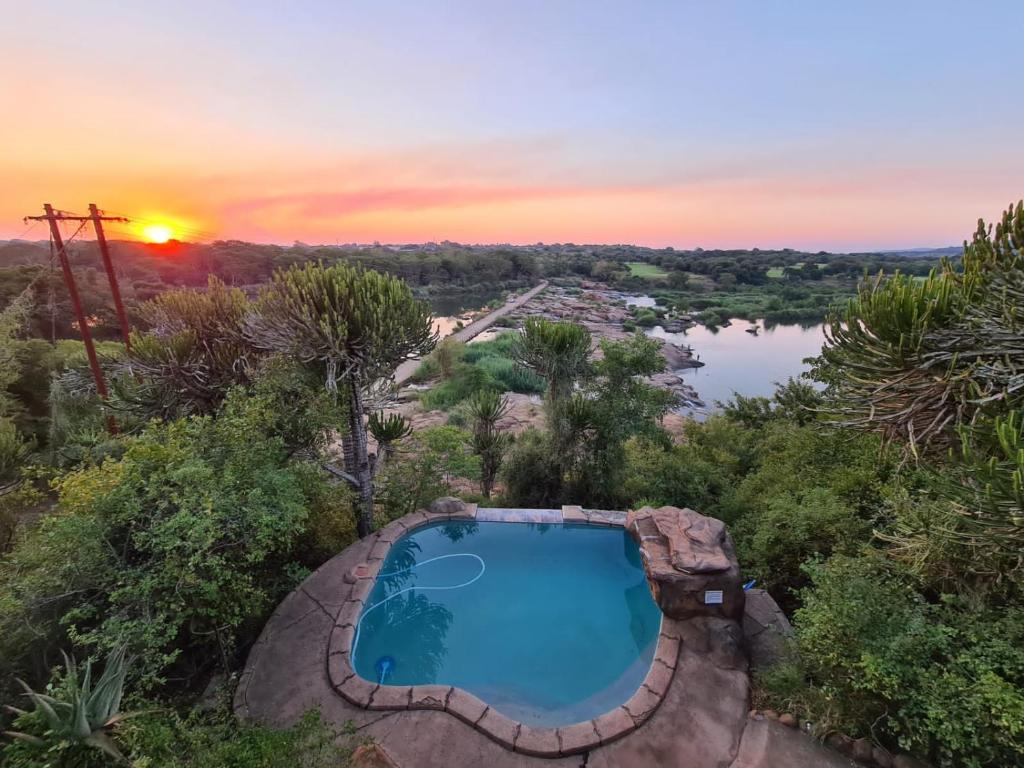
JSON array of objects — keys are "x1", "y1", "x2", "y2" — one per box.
[{"x1": 351, "y1": 520, "x2": 662, "y2": 727}]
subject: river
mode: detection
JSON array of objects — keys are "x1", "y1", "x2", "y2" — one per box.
[
  {"x1": 426, "y1": 290, "x2": 507, "y2": 337},
  {"x1": 646, "y1": 318, "x2": 826, "y2": 418}
]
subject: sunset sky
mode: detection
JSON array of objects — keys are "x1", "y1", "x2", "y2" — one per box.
[{"x1": 2, "y1": 1, "x2": 1022, "y2": 250}]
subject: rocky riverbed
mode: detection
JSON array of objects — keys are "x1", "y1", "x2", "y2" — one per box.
[
  {"x1": 389, "y1": 283, "x2": 706, "y2": 441},
  {"x1": 501, "y1": 284, "x2": 706, "y2": 411}
]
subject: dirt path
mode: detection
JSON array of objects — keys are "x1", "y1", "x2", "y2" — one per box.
[{"x1": 395, "y1": 282, "x2": 549, "y2": 385}]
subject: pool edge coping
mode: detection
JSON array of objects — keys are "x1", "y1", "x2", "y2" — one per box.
[{"x1": 326, "y1": 505, "x2": 681, "y2": 758}]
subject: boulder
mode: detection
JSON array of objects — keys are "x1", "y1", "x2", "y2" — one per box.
[
  {"x1": 825, "y1": 733, "x2": 853, "y2": 755},
  {"x1": 892, "y1": 756, "x2": 932, "y2": 768},
  {"x1": 626, "y1": 506, "x2": 745, "y2": 620},
  {"x1": 743, "y1": 588, "x2": 796, "y2": 668},
  {"x1": 428, "y1": 497, "x2": 467, "y2": 516},
  {"x1": 852, "y1": 737, "x2": 874, "y2": 762}
]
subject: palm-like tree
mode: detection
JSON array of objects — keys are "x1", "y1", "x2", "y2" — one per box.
[
  {"x1": 467, "y1": 389, "x2": 511, "y2": 498},
  {"x1": 512, "y1": 318, "x2": 591, "y2": 476},
  {"x1": 247, "y1": 263, "x2": 435, "y2": 536}
]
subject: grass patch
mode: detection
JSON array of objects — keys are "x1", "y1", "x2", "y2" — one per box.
[
  {"x1": 626, "y1": 262, "x2": 668, "y2": 279},
  {"x1": 419, "y1": 332, "x2": 545, "y2": 410}
]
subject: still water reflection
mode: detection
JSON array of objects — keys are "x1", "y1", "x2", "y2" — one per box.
[
  {"x1": 647, "y1": 318, "x2": 826, "y2": 417},
  {"x1": 427, "y1": 291, "x2": 506, "y2": 337}
]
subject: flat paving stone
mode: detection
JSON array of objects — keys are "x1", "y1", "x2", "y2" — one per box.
[
  {"x1": 370, "y1": 685, "x2": 413, "y2": 710},
  {"x1": 339, "y1": 674, "x2": 377, "y2": 707},
  {"x1": 408, "y1": 685, "x2": 450, "y2": 711},
  {"x1": 589, "y1": 645, "x2": 749, "y2": 768},
  {"x1": 655, "y1": 632, "x2": 682, "y2": 669},
  {"x1": 475, "y1": 507, "x2": 562, "y2": 523},
  {"x1": 361, "y1": 710, "x2": 578, "y2": 768},
  {"x1": 445, "y1": 688, "x2": 488, "y2": 726},
  {"x1": 622, "y1": 684, "x2": 662, "y2": 725},
  {"x1": 475, "y1": 708, "x2": 520, "y2": 751},
  {"x1": 514, "y1": 725, "x2": 561, "y2": 758},
  {"x1": 641, "y1": 653, "x2": 674, "y2": 696},
  {"x1": 592, "y1": 707, "x2": 635, "y2": 746},
  {"x1": 731, "y1": 718, "x2": 858, "y2": 768},
  {"x1": 557, "y1": 721, "x2": 599, "y2": 755},
  {"x1": 561, "y1": 505, "x2": 586, "y2": 523}
]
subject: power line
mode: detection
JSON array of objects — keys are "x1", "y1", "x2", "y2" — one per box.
[
  {"x1": 23, "y1": 203, "x2": 137, "y2": 434},
  {"x1": 9, "y1": 219, "x2": 42, "y2": 241},
  {"x1": 100, "y1": 209, "x2": 220, "y2": 241}
]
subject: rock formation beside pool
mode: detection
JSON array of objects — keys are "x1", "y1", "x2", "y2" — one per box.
[{"x1": 626, "y1": 505, "x2": 745, "y2": 621}]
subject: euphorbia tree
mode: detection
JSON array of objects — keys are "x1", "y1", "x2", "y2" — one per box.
[{"x1": 248, "y1": 263, "x2": 436, "y2": 536}]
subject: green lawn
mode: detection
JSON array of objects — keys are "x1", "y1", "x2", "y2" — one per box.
[
  {"x1": 766, "y1": 262, "x2": 826, "y2": 278},
  {"x1": 626, "y1": 261, "x2": 668, "y2": 278}
]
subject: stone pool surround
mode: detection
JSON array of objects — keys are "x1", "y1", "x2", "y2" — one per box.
[{"x1": 325, "y1": 502, "x2": 683, "y2": 759}]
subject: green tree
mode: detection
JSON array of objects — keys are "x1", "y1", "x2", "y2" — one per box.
[
  {"x1": 817, "y1": 201, "x2": 1024, "y2": 585},
  {"x1": 512, "y1": 318, "x2": 590, "y2": 475},
  {"x1": 0, "y1": 390, "x2": 324, "y2": 694},
  {"x1": 0, "y1": 285, "x2": 33, "y2": 418},
  {"x1": 570, "y1": 333, "x2": 674, "y2": 505},
  {"x1": 466, "y1": 389, "x2": 510, "y2": 498},
  {"x1": 248, "y1": 263, "x2": 436, "y2": 536},
  {"x1": 819, "y1": 201, "x2": 1023, "y2": 454},
  {"x1": 118, "y1": 277, "x2": 256, "y2": 420},
  {"x1": 375, "y1": 426, "x2": 479, "y2": 519}
]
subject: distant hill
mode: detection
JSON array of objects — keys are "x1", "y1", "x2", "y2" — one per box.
[{"x1": 875, "y1": 246, "x2": 961, "y2": 258}]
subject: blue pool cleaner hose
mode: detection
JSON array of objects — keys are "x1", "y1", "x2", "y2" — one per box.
[{"x1": 352, "y1": 553, "x2": 487, "y2": 660}]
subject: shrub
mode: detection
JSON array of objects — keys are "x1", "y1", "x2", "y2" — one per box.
[
  {"x1": 790, "y1": 555, "x2": 1024, "y2": 767},
  {"x1": 3, "y1": 704, "x2": 353, "y2": 768},
  {"x1": 475, "y1": 356, "x2": 544, "y2": 394},
  {"x1": 499, "y1": 429, "x2": 562, "y2": 507},
  {"x1": 418, "y1": 333, "x2": 544, "y2": 411},
  {"x1": 419, "y1": 363, "x2": 494, "y2": 410},
  {"x1": 3, "y1": 645, "x2": 134, "y2": 763},
  {"x1": 632, "y1": 308, "x2": 659, "y2": 327},
  {"x1": 0, "y1": 390, "x2": 335, "y2": 697},
  {"x1": 375, "y1": 426, "x2": 478, "y2": 520},
  {"x1": 734, "y1": 487, "x2": 868, "y2": 595},
  {"x1": 621, "y1": 437, "x2": 727, "y2": 514}
]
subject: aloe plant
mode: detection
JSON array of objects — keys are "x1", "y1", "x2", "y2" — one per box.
[
  {"x1": 368, "y1": 411, "x2": 413, "y2": 469},
  {"x1": 4, "y1": 645, "x2": 136, "y2": 763}
]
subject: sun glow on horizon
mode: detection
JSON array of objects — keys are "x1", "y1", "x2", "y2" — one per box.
[{"x1": 142, "y1": 223, "x2": 174, "y2": 243}]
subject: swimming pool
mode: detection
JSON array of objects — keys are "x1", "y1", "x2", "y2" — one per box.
[{"x1": 350, "y1": 519, "x2": 662, "y2": 727}]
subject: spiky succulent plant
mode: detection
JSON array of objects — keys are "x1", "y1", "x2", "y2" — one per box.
[{"x1": 4, "y1": 645, "x2": 137, "y2": 763}]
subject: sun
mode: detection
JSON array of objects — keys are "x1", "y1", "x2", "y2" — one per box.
[{"x1": 142, "y1": 224, "x2": 173, "y2": 243}]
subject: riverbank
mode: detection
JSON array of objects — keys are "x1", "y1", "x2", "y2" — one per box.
[
  {"x1": 395, "y1": 282, "x2": 549, "y2": 385},
  {"x1": 389, "y1": 282, "x2": 705, "y2": 442},
  {"x1": 499, "y1": 284, "x2": 704, "y2": 407}
]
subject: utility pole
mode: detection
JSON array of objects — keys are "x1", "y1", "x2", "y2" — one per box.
[
  {"x1": 88, "y1": 204, "x2": 132, "y2": 349},
  {"x1": 24, "y1": 204, "x2": 119, "y2": 433}
]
